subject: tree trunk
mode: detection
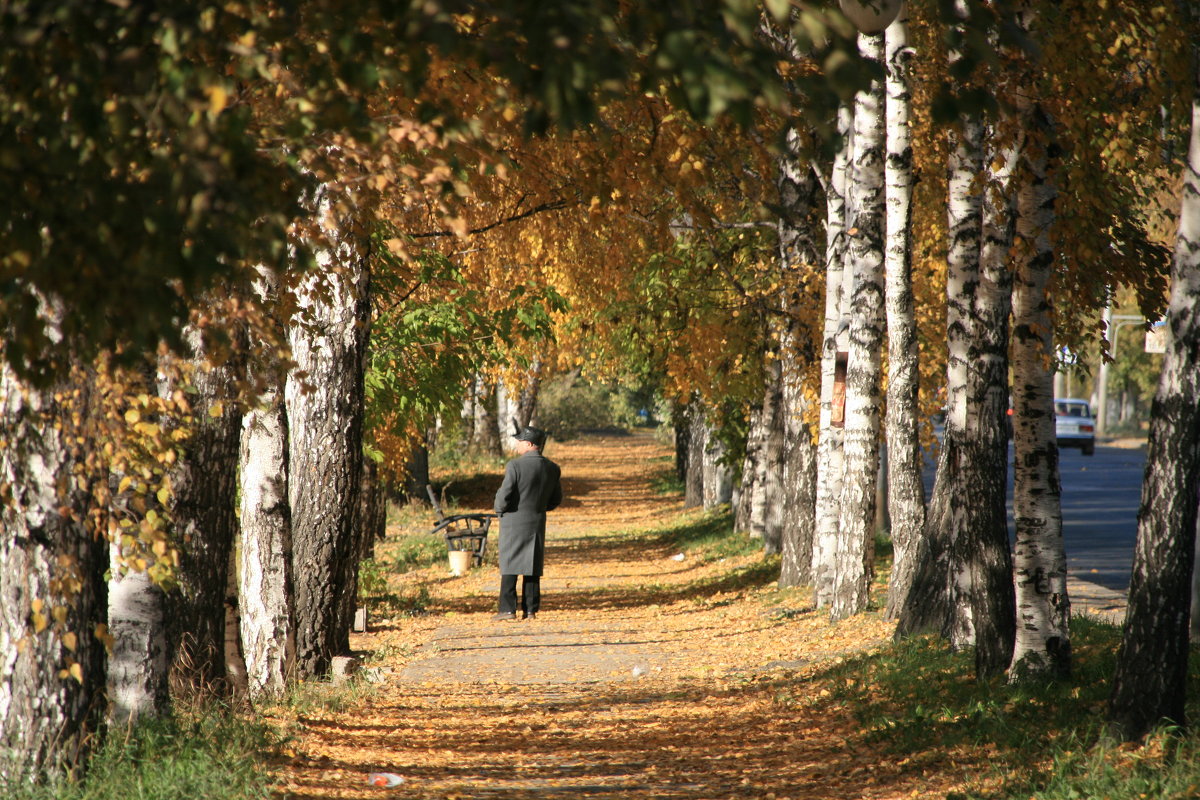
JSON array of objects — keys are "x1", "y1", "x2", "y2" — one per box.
[
  {"x1": 775, "y1": 119, "x2": 824, "y2": 588},
  {"x1": 813, "y1": 103, "x2": 854, "y2": 609},
  {"x1": 833, "y1": 31, "x2": 887, "y2": 622},
  {"x1": 757, "y1": 362, "x2": 787, "y2": 553},
  {"x1": 471, "y1": 375, "x2": 502, "y2": 455},
  {"x1": 684, "y1": 400, "x2": 706, "y2": 509},
  {"x1": 882, "y1": 9, "x2": 926, "y2": 620},
  {"x1": 1109, "y1": 48, "x2": 1200, "y2": 739},
  {"x1": 238, "y1": 372, "x2": 295, "y2": 702},
  {"x1": 1, "y1": 357, "x2": 107, "y2": 783},
  {"x1": 160, "y1": 320, "x2": 244, "y2": 696},
  {"x1": 286, "y1": 187, "x2": 371, "y2": 679},
  {"x1": 1009, "y1": 104, "x2": 1070, "y2": 680},
  {"x1": 898, "y1": 68, "x2": 986, "y2": 648},
  {"x1": 965, "y1": 120, "x2": 1017, "y2": 678},
  {"x1": 106, "y1": 537, "x2": 169, "y2": 725},
  {"x1": 516, "y1": 360, "x2": 543, "y2": 429},
  {"x1": 737, "y1": 404, "x2": 766, "y2": 535},
  {"x1": 702, "y1": 424, "x2": 733, "y2": 511}
]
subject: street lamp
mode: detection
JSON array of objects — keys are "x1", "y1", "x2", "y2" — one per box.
[{"x1": 1096, "y1": 308, "x2": 1144, "y2": 436}]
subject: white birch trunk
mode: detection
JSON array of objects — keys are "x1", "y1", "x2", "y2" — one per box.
[
  {"x1": 882, "y1": 8, "x2": 926, "y2": 620},
  {"x1": 813, "y1": 104, "x2": 854, "y2": 609},
  {"x1": 1009, "y1": 103, "x2": 1070, "y2": 680},
  {"x1": 758, "y1": 360, "x2": 787, "y2": 553},
  {"x1": 106, "y1": 540, "x2": 168, "y2": 725},
  {"x1": 1, "y1": 327, "x2": 105, "y2": 781},
  {"x1": 1109, "y1": 47, "x2": 1200, "y2": 738},
  {"x1": 286, "y1": 185, "x2": 370, "y2": 678},
  {"x1": 238, "y1": 383, "x2": 294, "y2": 701},
  {"x1": 776, "y1": 123, "x2": 823, "y2": 588},
  {"x1": 832, "y1": 31, "x2": 887, "y2": 622},
  {"x1": 898, "y1": 76, "x2": 985, "y2": 648},
  {"x1": 736, "y1": 405, "x2": 765, "y2": 535}
]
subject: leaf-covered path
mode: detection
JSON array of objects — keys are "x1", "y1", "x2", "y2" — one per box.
[{"x1": 271, "y1": 433, "x2": 1110, "y2": 800}]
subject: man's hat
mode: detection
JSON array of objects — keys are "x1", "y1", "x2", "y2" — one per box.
[{"x1": 514, "y1": 425, "x2": 548, "y2": 449}]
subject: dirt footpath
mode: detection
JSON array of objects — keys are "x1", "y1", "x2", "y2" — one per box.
[{"x1": 273, "y1": 432, "x2": 1123, "y2": 800}]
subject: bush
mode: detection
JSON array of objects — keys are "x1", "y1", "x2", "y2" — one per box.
[{"x1": 536, "y1": 378, "x2": 646, "y2": 440}]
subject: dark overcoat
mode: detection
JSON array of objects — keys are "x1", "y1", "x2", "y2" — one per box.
[{"x1": 493, "y1": 450, "x2": 562, "y2": 576}]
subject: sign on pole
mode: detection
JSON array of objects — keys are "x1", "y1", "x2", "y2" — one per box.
[{"x1": 1145, "y1": 320, "x2": 1167, "y2": 354}]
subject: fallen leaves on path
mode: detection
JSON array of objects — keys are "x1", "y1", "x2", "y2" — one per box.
[{"x1": 270, "y1": 433, "x2": 980, "y2": 799}]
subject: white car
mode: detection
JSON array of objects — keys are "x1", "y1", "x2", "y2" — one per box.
[{"x1": 1055, "y1": 398, "x2": 1095, "y2": 456}]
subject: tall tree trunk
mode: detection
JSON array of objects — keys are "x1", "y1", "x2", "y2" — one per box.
[
  {"x1": 1009, "y1": 110, "x2": 1070, "y2": 678},
  {"x1": 882, "y1": 8, "x2": 926, "y2": 620},
  {"x1": 776, "y1": 122, "x2": 824, "y2": 588},
  {"x1": 833, "y1": 31, "x2": 887, "y2": 621},
  {"x1": 238, "y1": 371, "x2": 294, "y2": 701},
  {"x1": 813, "y1": 104, "x2": 854, "y2": 609},
  {"x1": 757, "y1": 362, "x2": 786, "y2": 553},
  {"x1": 1109, "y1": 44, "x2": 1200, "y2": 739},
  {"x1": 160, "y1": 320, "x2": 244, "y2": 695},
  {"x1": 737, "y1": 404, "x2": 766, "y2": 536},
  {"x1": 286, "y1": 187, "x2": 371, "y2": 679},
  {"x1": 965, "y1": 121, "x2": 1017, "y2": 678},
  {"x1": 898, "y1": 64, "x2": 987, "y2": 647},
  {"x1": 684, "y1": 399, "x2": 706, "y2": 509},
  {"x1": 1, "y1": 355, "x2": 106, "y2": 783}
]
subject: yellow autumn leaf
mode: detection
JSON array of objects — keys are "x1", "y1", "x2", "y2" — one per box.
[
  {"x1": 68, "y1": 662, "x2": 83, "y2": 683},
  {"x1": 206, "y1": 84, "x2": 228, "y2": 115},
  {"x1": 62, "y1": 631, "x2": 77, "y2": 652},
  {"x1": 124, "y1": 408, "x2": 141, "y2": 425}
]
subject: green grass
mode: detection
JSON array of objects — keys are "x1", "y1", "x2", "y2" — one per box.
[
  {"x1": 803, "y1": 615, "x2": 1200, "y2": 800},
  {"x1": 9, "y1": 713, "x2": 279, "y2": 800},
  {"x1": 652, "y1": 508, "x2": 760, "y2": 560}
]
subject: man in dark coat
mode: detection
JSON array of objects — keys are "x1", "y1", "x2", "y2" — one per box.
[{"x1": 492, "y1": 425, "x2": 562, "y2": 621}]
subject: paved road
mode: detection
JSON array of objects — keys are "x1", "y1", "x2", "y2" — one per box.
[
  {"x1": 922, "y1": 439, "x2": 1146, "y2": 595},
  {"x1": 1055, "y1": 443, "x2": 1145, "y2": 593}
]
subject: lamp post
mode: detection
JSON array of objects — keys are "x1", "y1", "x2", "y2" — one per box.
[{"x1": 1096, "y1": 309, "x2": 1144, "y2": 436}]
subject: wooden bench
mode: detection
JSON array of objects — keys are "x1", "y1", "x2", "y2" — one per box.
[{"x1": 426, "y1": 485, "x2": 495, "y2": 567}]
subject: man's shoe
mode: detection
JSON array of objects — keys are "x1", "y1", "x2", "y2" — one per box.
[{"x1": 492, "y1": 612, "x2": 517, "y2": 622}]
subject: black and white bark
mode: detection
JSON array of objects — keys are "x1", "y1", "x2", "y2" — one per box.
[
  {"x1": 683, "y1": 399, "x2": 706, "y2": 509},
  {"x1": 754, "y1": 361, "x2": 787, "y2": 553},
  {"x1": 775, "y1": 120, "x2": 824, "y2": 587},
  {"x1": 833, "y1": 31, "x2": 887, "y2": 621},
  {"x1": 238, "y1": 272, "x2": 295, "y2": 701},
  {"x1": 898, "y1": 35, "x2": 987, "y2": 649},
  {"x1": 1, "y1": 352, "x2": 106, "y2": 783},
  {"x1": 1109, "y1": 43, "x2": 1200, "y2": 739},
  {"x1": 106, "y1": 537, "x2": 168, "y2": 725},
  {"x1": 881, "y1": 8, "x2": 925, "y2": 620},
  {"x1": 735, "y1": 404, "x2": 765, "y2": 535},
  {"x1": 813, "y1": 104, "x2": 854, "y2": 608},
  {"x1": 1009, "y1": 107, "x2": 1070, "y2": 679},
  {"x1": 285, "y1": 186, "x2": 371, "y2": 678}
]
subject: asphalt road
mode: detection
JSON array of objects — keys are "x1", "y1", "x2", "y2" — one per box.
[
  {"x1": 921, "y1": 439, "x2": 1146, "y2": 594},
  {"x1": 1053, "y1": 443, "x2": 1145, "y2": 592}
]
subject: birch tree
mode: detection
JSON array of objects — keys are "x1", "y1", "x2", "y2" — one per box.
[
  {"x1": 286, "y1": 185, "x2": 371, "y2": 679},
  {"x1": 0, "y1": 352, "x2": 106, "y2": 783},
  {"x1": 1007, "y1": 6, "x2": 1070, "y2": 680},
  {"x1": 159, "y1": 318, "x2": 245, "y2": 693},
  {"x1": 832, "y1": 31, "x2": 887, "y2": 621},
  {"x1": 812, "y1": 104, "x2": 854, "y2": 609},
  {"x1": 776, "y1": 126, "x2": 824, "y2": 587},
  {"x1": 1109, "y1": 28, "x2": 1200, "y2": 738},
  {"x1": 881, "y1": 7, "x2": 925, "y2": 620},
  {"x1": 238, "y1": 268, "x2": 295, "y2": 701}
]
